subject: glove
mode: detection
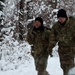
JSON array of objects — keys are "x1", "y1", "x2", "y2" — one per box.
[
  {"x1": 31, "y1": 46, "x2": 34, "y2": 56},
  {"x1": 31, "y1": 50, "x2": 34, "y2": 56},
  {"x1": 50, "y1": 54, "x2": 53, "y2": 57}
]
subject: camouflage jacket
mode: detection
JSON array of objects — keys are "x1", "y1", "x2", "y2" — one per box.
[
  {"x1": 48, "y1": 16, "x2": 75, "y2": 54},
  {"x1": 27, "y1": 27, "x2": 51, "y2": 56}
]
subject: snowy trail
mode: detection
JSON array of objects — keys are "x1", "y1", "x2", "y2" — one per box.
[
  {"x1": 47, "y1": 57, "x2": 63, "y2": 75},
  {"x1": 0, "y1": 57, "x2": 63, "y2": 75}
]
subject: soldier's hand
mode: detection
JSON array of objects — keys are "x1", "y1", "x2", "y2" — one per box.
[
  {"x1": 31, "y1": 50, "x2": 34, "y2": 56},
  {"x1": 50, "y1": 54, "x2": 53, "y2": 57}
]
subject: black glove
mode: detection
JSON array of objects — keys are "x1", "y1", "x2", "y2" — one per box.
[
  {"x1": 50, "y1": 54, "x2": 53, "y2": 57},
  {"x1": 31, "y1": 50, "x2": 34, "y2": 56},
  {"x1": 31, "y1": 46, "x2": 34, "y2": 56}
]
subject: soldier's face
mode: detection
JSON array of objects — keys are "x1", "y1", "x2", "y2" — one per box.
[
  {"x1": 58, "y1": 17, "x2": 66, "y2": 24},
  {"x1": 34, "y1": 21, "x2": 41, "y2": 28}
]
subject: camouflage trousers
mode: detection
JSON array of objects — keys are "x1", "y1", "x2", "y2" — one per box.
[
  {"x1": 60, "y1": 59, "x2": 74, "y2": 75},
  {"x1": 58, "y1": 46, "x2": 74, "y2": 75},
  {"x1": 37, "y1": 70, "x2": 49, "y2": 75},
  {"x1": 62, "y1": 65, "x2": 73, "y2": 75},
  {"x1": 33, "y1": 54, "x2": 49, "y2": 75}
]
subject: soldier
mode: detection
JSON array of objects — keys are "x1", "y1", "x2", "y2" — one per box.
[
  {"x1": 48, "y1": 9, "x2": 75, "y2": 75},
  {"x1": 27, "y1": 17, "x2": 51, "y2": 75}
]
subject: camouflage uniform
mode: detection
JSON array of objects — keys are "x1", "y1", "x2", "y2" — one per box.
[
  {"x1": 27, "y1": 27, "x2": 50, "y2": 75},
  {"x1": 48, "y1": 17, "x2": 75, "y2": 75}
]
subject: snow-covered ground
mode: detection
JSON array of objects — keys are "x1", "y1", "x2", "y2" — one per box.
[
  {"x1": 0, "y1": 39, "x2": 63, "y2": 75},
  {"x1": 0, "y1": 40, "x2": 75, "y2": 75},
  {"x1": 0, "y1": 56, "x2": 63, "y2": 75}
]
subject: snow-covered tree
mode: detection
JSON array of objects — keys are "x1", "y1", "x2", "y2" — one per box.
[
  {"x1": 0, "y1": 0, "x2": 5, "y2": 41},
  {"x1": 27, "y1": 0, "x2": 59, "y2": 28},
  {"x1": 59, "y1": 0, "x2": 75, "y2": 16}
]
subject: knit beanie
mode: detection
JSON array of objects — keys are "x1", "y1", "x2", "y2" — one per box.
[
  {"x1": 35, "y1": 17, "x2": 43, "y2": 25},
  {"x1": 57, "y1": 9, "x2": 67, "y2": 18}
]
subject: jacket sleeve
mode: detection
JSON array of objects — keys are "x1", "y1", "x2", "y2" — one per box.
[
  {"x1": 26, "y1": 29, "x2": 34, "y2": 45},
  {"x1": 47, "y1": 26, "x2": 58, "y2": 55},
  {"x1": 45, "y1": 29, "x2": 51, "y2": 41},
  {"x1": 72, "y1": 26, "x2": 75, "y2": 54}
]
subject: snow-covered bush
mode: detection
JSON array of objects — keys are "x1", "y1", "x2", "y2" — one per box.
[{"x1": 0, "y1": 38, "x2": 31, "y2": 71}]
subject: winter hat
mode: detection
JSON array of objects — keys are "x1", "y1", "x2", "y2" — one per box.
[
  {"x1": 57, "y1": 9, "x2": 67, "y2": 18},
  {"x1": 35, "y1": 17, "x2": 43, "y2": 25}
]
